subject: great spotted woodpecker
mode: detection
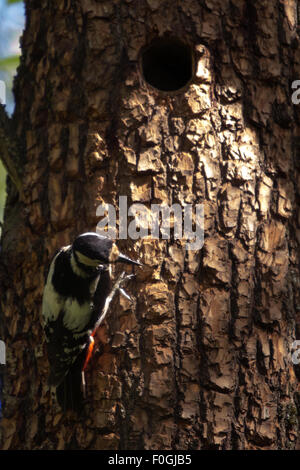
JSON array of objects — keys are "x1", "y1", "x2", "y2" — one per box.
[{"x1": 42, "y1": 232, "x2": 141, "y2": 411}]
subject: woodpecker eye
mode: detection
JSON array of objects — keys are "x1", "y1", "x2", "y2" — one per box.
[{"x1": 140, "y1": 37, "x2": 194, "y2": 92}]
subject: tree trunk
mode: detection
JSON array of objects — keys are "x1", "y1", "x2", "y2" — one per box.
[{"x1": 0, "y1": 0, "x2": 299, "y2": 450}]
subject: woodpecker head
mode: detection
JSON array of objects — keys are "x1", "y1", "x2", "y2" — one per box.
[{"x1": 71, "y1": 232, "x2": 141, "y2": 275}]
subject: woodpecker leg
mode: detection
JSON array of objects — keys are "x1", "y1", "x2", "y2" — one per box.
[{"x1": 93, "y1": 272, "x2": 135, "y2": 332}]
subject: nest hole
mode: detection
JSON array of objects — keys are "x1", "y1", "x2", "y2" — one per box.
[{"x1": 141, "y1": 37, "x2": 193, "y2": 92}]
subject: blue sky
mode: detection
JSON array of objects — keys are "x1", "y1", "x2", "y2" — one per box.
[
  {"x1": 0, "y1": 0, "x2": 25, "y2": 57},
  {"x1": 0, "y1": 0, "x2": 25, "y2": 113}
]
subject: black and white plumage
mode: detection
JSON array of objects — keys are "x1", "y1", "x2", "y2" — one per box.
[{"x1": 42, "y1": 232, "x2": 141, "y2": 411}]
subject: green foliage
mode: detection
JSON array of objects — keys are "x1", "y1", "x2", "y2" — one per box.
[
  {"x1": 0, "y1": 55, "x2": 19, "y2": 70},
  {"x1": 6, "y1": 0, "x2": 22, "y2": 4}
]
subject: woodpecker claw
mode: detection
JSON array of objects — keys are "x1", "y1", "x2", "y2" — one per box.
[
  {"x1": 118, "y1": 273, "x2": 135, "y2": 301},
  {"x1": 121, "y1": 273, "x2": 136, "y2": 283},
  {"x1": 119, "y1": 287, "x2": 132, "y2": 301}
]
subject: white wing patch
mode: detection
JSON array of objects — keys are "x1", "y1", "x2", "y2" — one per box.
[
  {"x1": 62, "y1": 273, "x2": 100, "y2": 332},
  {"x1": 63, "y1": 298, "x2": 92, "y2": 332},
  {"x1": 42, "y1": 249, "x2": 66, "y2": 325}
]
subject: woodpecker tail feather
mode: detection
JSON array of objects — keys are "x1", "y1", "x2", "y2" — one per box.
[
  {"x1": 56, "y1": 364, "x2": 84, "y2": 412},
  {"x1": 54, "y1": 349, "x2": 87, "y2": 412}
]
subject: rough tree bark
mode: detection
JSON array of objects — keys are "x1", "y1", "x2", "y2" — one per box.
[{"x1": 0, "y1": 0, "x2": 299, "y2": 450}]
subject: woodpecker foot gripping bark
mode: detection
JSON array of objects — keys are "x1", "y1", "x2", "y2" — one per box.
[
  {"x1": 118, "y1": 273, "x2": 135, "y2": 301},
  {"x1": 81, "y1": 271, "x2": 136, "y2": 398},
  {"x1": 91, "y1": 271, "x2": 136, "y2": 333},
  {"x1": 119, "y1": 288, "x2": 131, "y2": 300}
]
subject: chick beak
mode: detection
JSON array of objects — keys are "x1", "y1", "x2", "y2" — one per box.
[{"x1": 117, "y1": 253, "x2": 142, "y2": 266}]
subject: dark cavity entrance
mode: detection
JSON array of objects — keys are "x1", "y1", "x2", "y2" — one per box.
[{"x1": 141, "y1": 37, "x2": 193, "y2": 92}]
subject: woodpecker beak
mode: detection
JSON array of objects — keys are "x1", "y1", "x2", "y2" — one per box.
[{"x1": 117, "y1": 253, "x2": 142, "y2": 266}]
